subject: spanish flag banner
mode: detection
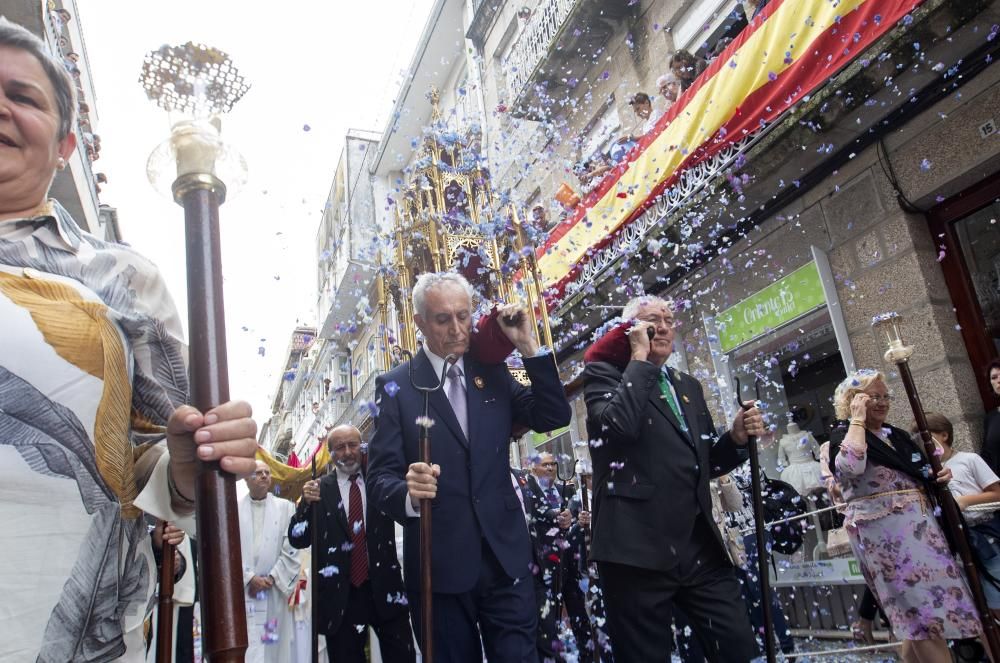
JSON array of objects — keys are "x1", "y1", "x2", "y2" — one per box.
[{"x1": 536, "y1": 0, "x2": 924, "y2": 296}]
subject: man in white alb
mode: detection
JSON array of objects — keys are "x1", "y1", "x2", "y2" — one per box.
[{"x1": 239, "y1": 461, "x2": 300, "y2": 663}]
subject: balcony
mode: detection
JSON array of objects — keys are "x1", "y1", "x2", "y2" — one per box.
[
  {"x1": 502, "y1": 0, "x2": 632, "y2": 119},
  {"x1": 317, "y1": 258, "x2": 376, "y2": 339}
]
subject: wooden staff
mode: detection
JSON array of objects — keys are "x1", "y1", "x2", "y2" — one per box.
[
  {"x1": 579, "y1": 474, "x2": 600, "y2": 663},
  {"x1": 735, "y1": 377, "x2": 776, "y2": 663},
  {"x1": 178, "y1": 179, "x2": 247, "y2": 661},
  {"x1": 895, "y1": 360, "x2": 1000, "y2": 658},
  {"x1": 418, "y1": 407, "x2": 434, "y2": 662},
  {"x1": 873, "y1": 313, "x2": 1000, "y2": 656},
  {"x1": 311, "y1": 456, "x2": 319, "y2": 663},
  {"x1": 156, "y1": 538, "x2": 175, "y2": 663},
  {"x1": 553, "y1": 463, "x2": 573, "y2": 622},
  {"x1": 406, "y1": 351, "x2": 452, "y2": 662}
]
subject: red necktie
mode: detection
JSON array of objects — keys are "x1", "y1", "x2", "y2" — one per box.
[{"x1": 348, "y1": 474, "x2": 368, "y2": 587}]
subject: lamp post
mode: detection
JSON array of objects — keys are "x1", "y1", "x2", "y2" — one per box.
[
  {"x1": 872, "y1": 312, "x2": 1000, "y2": 659},
  {"x1": 141, "y1": 42, "x2": 250, "y2": 663}
]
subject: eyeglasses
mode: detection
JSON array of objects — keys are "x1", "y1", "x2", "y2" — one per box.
[
  {"x1": 539, "y1": 462, "x2": 558, "y2": 468},
  {"x1": 639, "y1": 316, "x2": 675, "y2": 328},
  {"x1": 865, "y1": 394, "x2": 892, "y2": 404}
]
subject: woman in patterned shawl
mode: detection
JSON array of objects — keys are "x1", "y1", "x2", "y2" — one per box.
[
  {"x1": 826, "y1": 369, "x2": 980, "y2": 663},
  {"x1": 0, "y1": 17, "x2": 257, "y2": 661}
]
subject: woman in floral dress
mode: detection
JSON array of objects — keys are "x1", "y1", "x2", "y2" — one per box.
[{"x1": 827, "y1": 369, "x2": 981, "y2": 662}]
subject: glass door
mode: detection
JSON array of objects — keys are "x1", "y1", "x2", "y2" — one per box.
[{"x1": 929, "y1": 173, "x2": 1000, "y2": 407}]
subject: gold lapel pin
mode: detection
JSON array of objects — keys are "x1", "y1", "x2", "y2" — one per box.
[
  {"x1": 682, "y1": 394, "x2": 690, "y2": 403},
  {"x1": 474, "y1": 376, "x2": 485, "y2": 389}
]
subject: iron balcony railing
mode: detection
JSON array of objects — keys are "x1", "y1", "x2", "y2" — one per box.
[{"x1": 503, "y1": 0, "x2": 578, "y2": 108}]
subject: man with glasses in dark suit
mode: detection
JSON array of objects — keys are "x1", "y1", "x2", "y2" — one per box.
[{"x1": 583, "y1": 295, "x2": 765, "y2": 662}]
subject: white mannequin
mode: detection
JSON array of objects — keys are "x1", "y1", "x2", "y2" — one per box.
[{"x1": 777, "y1": 418, "x2": 823, "y2": 495}]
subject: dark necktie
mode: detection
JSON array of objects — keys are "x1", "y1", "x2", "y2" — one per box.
[
  {"x1": 348, "y1": 474, "x2": 368, "y2": 587},
  {"x1": 657, "y1": 370, "x2": 688, "y2": 433},
  {"x1": 447, "y1": 364, "x2": 469, "y2": 439}
]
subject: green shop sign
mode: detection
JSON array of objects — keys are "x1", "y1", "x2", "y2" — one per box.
[
  {"x1": 531, "y1": 426, "x2": 570, "y2": 448},
  {"x1": 716, "y1": 261, "x2": 826, "y2": 353}
]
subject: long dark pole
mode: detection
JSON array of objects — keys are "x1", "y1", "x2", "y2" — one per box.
[
  {"x1": 553, "y1": 467, "x2": 572, "y2": 624},
  {"x1": 895, "y1": 362, "x2": 1000, "y2": 658},
  {"x1": 156, "y1": 540, "x2": 175, "y2": 663},
  {"x1": 310, "y1": 457, "x2": 319, "y2": 663},
  {"x1": 746, "y1": 433, "x2": 776, "y2": 663},
  {"x1": 419, "y1": 391, "x2": 434, "y2": 663},
  {"x1": 735, "y1": 379, "x2": 776, "y2": 663},
  {"x1": 178, "y1": 180, "x2": 247, "y2": 662},
  {"x1": 579, "y1": 476, "x2": 600, "y2": 663}
]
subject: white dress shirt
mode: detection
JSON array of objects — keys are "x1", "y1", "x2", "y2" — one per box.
[
  {"x1": 405, "y1": 349, "x2": 466, "y2": 517},
  {"x1": 334, "y1": 466, "x2": 367, "y2": 519}
]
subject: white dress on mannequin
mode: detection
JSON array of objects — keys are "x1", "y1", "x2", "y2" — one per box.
[{"x1": 777, "y1": 422, "x2": 823, "y2": 495}]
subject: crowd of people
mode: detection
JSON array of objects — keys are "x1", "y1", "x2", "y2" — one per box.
[
  {"x1": 7, "y1": 9, "x2": 1000, "y2": 663},
  {"x1": 569, "y1": 46, "x2": 715, "y2": 205}
]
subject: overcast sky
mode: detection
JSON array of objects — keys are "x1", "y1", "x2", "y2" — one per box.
[{"x1": 78, "y1": 0, "x2": 436, "y2": 426}]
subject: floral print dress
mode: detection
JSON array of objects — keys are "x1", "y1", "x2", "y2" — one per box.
[{"x1": 833, "y1": 432, "x2": 981, "y2": 640}]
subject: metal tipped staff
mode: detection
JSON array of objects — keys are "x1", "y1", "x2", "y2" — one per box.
[
  {"x1": 578, "y1": 473, "x2": 600, "y2": 663},
  {"x1": 310, "y1": 456, "x2": 319, "y2": 663},
  {"x1": 873, "y1": 313, "x2": 1000, "y2": 659},
  {"x1": 735, "y1": 376, "x2": 776, "y2": 663},
  {"x1": 141, "y1": 42, "x2": 251, "y2": 661},
  {"x1": 405, "y1": 349, "x2": 456, "y2": 663},
  {"x1": 553, "y1": 460, "x2": 575, "y2": 622},
  {"x1": 156, "y1": 537, "x2": 175, "y2": 663}
]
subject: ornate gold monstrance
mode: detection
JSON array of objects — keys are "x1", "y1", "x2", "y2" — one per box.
[{"x1": 377, "y1": 89, "x2": 552, "y2": 376}]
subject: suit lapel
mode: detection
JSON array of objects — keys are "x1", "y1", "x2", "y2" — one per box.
[{"x1": 415, "y1": 350, "x2": 468, "y2": 448}]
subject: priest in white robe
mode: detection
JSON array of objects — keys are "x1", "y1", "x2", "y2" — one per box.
[{"x1": 239, "y1": 461, "x2": 300, "y2": 663}]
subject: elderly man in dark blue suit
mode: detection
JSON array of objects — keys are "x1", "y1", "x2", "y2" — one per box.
[{"x1": 367, "y1": 271, "x2": 572, "y2": 663}]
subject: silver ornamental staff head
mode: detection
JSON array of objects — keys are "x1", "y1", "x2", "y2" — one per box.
[
  {"x1": 872, "y1": 312, "x2": 914, "y2": 363},
  {"x1": 139, "y1": 42, "x2": 249, "y2": 115}
]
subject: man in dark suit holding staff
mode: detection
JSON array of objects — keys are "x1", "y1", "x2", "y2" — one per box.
[
  {"x1": 288, "y1": 425, "x2": 414, "y2": 663},
  {"x1": 367, "y1": 271, "x2": 572, "y2": 663},
  {"x1": 583, "y1": 295, "x2": 764, "y2": 662}
]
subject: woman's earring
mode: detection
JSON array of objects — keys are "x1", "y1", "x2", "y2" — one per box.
[{"x1": 57, "y1": 157, "x2": 67, "y2": 171}]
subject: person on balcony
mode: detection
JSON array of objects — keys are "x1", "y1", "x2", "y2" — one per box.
[
  {"x1": 575, "y1": 156, "x2": 613, "y2": 195},
  {"x1": 656, "y1": 72, "x2": 682, "y2": 113},
  {"x1": 582, "y1": 295, "x2": 763, "y2": 662},
  {"x1": 367, "y1": 271, "x2": 572, "y2": 663},
  {"x1": 610, "y1": 93, "x2": 658, "y2": 163},
  {"x1": 669, "y1": 50, "x2": 708, "y2": 92}
]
